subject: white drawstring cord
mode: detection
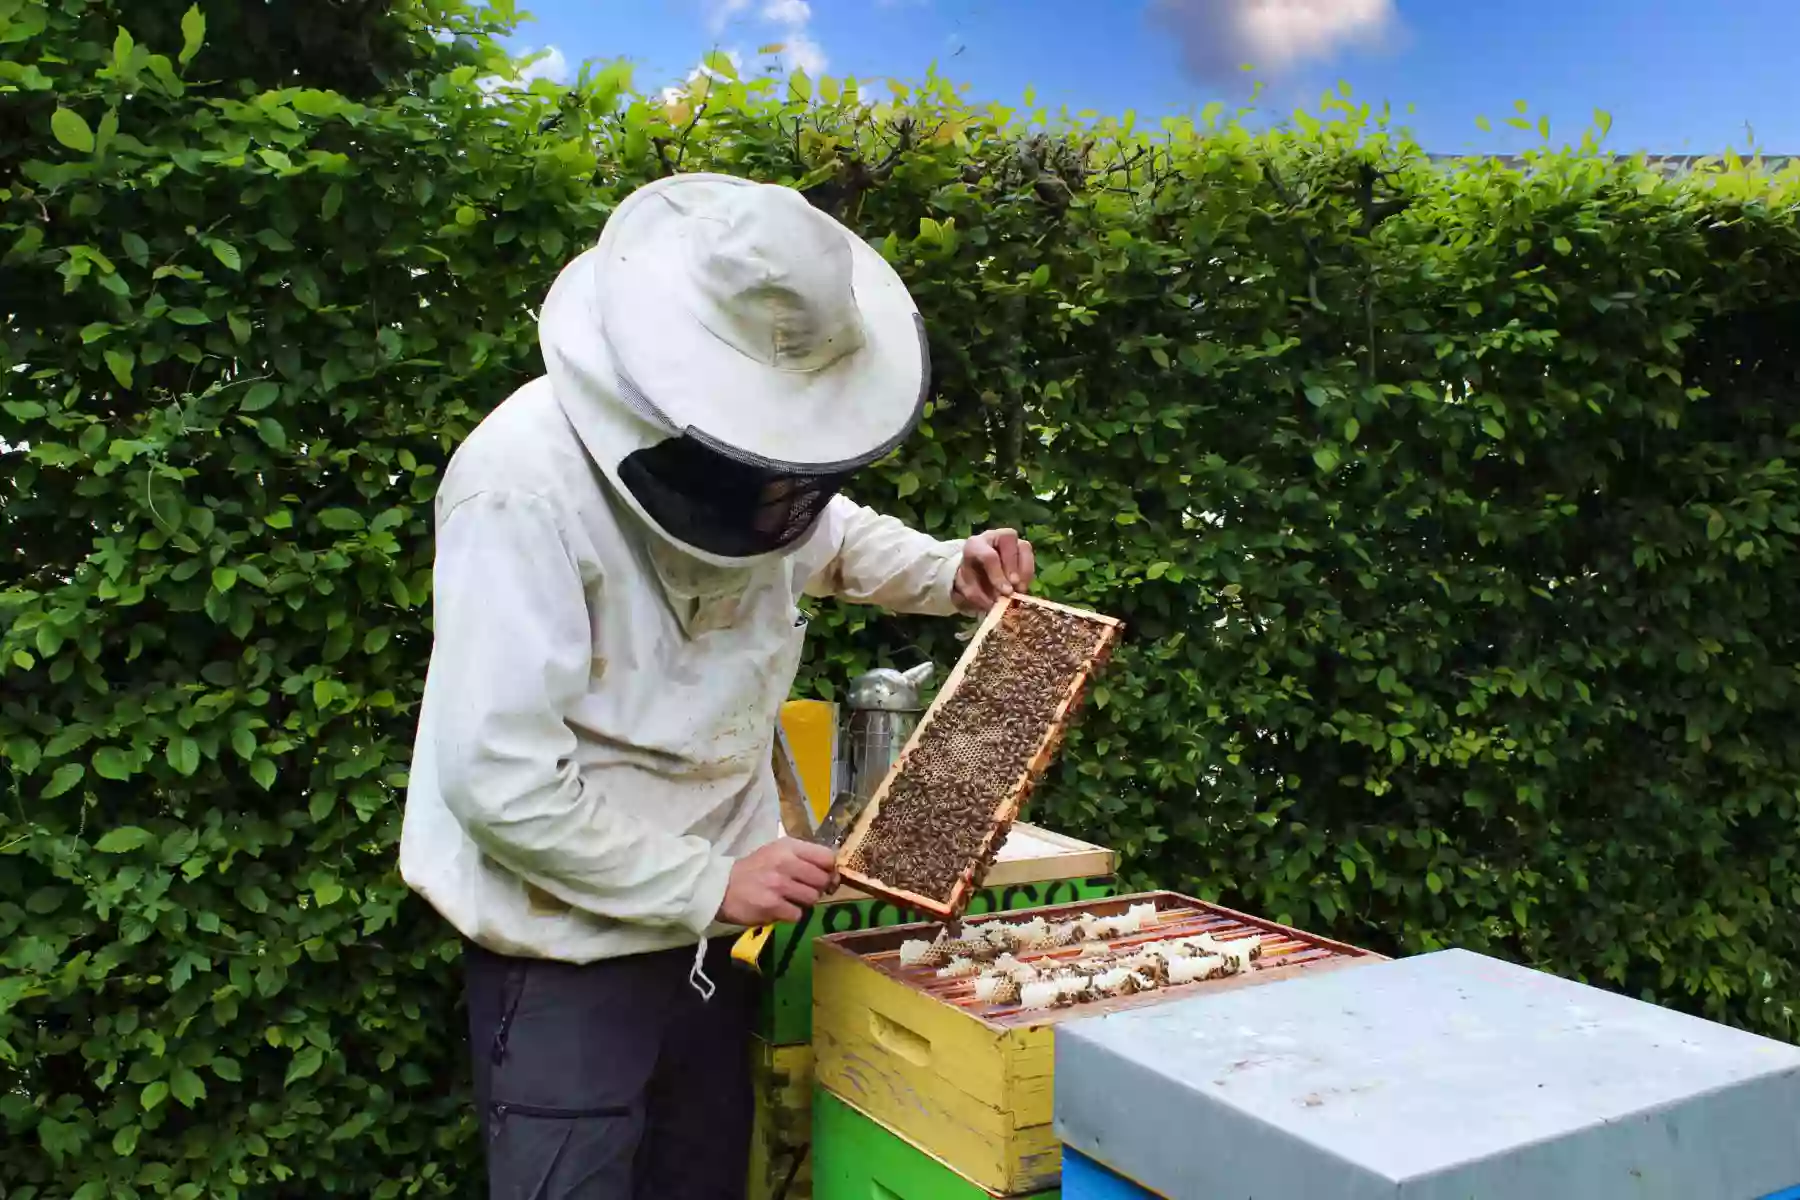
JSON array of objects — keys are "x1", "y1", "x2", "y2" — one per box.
[{"x1": 688, "y1": 938, "x2": 717, "y2": 1001}]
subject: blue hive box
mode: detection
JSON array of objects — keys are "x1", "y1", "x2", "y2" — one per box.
[
  {"x1": 1060, "y1": 1148, "x2": 1157, "y2": 1198},
  {"x1": 1055, "y1": 948, "x2": 1800, "y2": 1200}
]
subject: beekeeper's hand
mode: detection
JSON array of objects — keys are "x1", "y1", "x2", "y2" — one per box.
[
  {"x1": 719, "y1": 838, "x2": 837, "y2": 925},
  {"x1": 954, "y1": 528, "x2": 1036, "y2": 614}
]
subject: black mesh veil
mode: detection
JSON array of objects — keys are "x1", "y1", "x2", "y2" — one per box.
[
  {"x1": 618, "y1": 440, "x2": 849, "y2": 559},
  {"x1": 613, "y1": 315, "x2": 930, "y2": 559}
]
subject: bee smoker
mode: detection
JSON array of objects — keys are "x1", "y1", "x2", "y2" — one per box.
[{"x1": 840, "y1": 662, "x2": 935, "y2": 804}]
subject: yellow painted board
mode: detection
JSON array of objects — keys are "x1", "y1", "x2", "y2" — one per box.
[
  {"x1": 779, "y1": 699, "x2": 837, "y2": 825},
  {"x1": 748, "y1": 1040, "x2": 815, "y2": 1200},
  {"x1": 815, "y1": 931, "x2": 1055, "y2": 1113},
  {"x1": 753, "y1": 1040, "x2": 813, "y2": 1132},
  {"x1": 812, "y1": 939, "x2": 1061, "y2": 1195},
  {"x1": 813, "y1": 1022, "x2": 1062, "y2": 1188}
]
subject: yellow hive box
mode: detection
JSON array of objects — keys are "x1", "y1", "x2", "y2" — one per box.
[
  {"x1": 750, "y1": 820, "x2": 1118, "y2": 1187},
  {"x1": 747, "y1": 1039, "x2": 814, "y2": 1200},
  {"x1": 758, "y1": 822, "x2": 1118, "y2": 1048},
  {"x1": 814, "y1": 943, "x2": 1059, "y2": 1194},
  {"x1": 811, "y1": 892, "x2": 1383, "y2": 1195}
]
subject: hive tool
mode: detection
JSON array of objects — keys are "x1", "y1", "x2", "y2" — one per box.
[{"x1": 730, "y1": 724, "x2": 870, "y2": 973}]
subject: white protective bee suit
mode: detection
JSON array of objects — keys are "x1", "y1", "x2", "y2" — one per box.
[
  {"x1": 402, "y1": 172, "x2": 995, "y2": 1200},
  {"x1": 399, "y1": 175, "x2": 966, "y2": 967}
]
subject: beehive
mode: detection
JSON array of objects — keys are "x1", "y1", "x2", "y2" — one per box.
[
  {"x1": 837, "y1": 594, "x2": 1122, "y2": 920},
  {"x1": 812, "y1": 892, "x2": 1381, "y2": 1196},
  {"x1": 756, "y1": 822, "x2": 1117, "y2": 1047},
  {"x1": 1055, "y1": 949, "x2": 1800, "y2": 1200},
  {"x1": 1058, "y1": 1151, "x2": 1154, "y2": 1200},
  {"x1": 814, "y1": 1088, "x2": 1063, "y2": 1200}
]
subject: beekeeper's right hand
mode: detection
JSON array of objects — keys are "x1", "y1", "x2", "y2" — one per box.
[{"x1": 718, "y1": 838, "x2": 838, "y2": 925}]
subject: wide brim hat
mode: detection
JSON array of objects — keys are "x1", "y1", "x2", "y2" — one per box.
[{"x1": 591, "y1": 172, "x2": 929, "y2": 472}]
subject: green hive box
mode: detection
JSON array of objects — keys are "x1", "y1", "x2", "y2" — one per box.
[
  {"x1": 815, "y1": 1087, "x2": 1062, "y2": 1200},
  {"x1": 755, "y1": 822, "x2": 1115, "y2": 1046}
]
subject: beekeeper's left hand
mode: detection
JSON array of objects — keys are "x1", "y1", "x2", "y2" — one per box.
[{"x1": 954, "y1": 528, "x2": 1036, "y2": 614}]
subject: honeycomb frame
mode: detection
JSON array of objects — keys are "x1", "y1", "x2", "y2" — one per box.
[{"x1": 835, "y1": 593, "x2": 1123, "y2": 920}]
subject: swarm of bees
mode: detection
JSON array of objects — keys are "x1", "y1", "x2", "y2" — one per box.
[{"x1": 898, "y1": 904, "x2": 1266, "y2": 1011}]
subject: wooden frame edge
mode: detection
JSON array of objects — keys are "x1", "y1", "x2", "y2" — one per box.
[
  {"x1": 941, "y1": 615, "x2": 1121, "y2": 915},
  {"x1": 1011, "y1": 592, "x2": 1126, "y2": 630},
  {"x1": 998, "y1": 821, "x2": 1108, "y2": 856},
  {"x1": 836, "y1": 593, "x2": 1125, "y2": 922},
  {"x1": 833, "y1": 867, "x2": 957, "y2": 919},
  {"x1": 820, "y1": 822, "x2": 1113, "y2": 902}
]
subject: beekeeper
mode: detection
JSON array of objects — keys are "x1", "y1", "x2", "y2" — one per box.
[{"x1": 400, "y1": 173, "x2": 1035, "y2": 1198}]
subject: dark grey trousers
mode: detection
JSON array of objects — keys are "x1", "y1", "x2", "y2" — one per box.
[{"x1": 464, "y1": 936, "x2": 754, "y2": 1199}]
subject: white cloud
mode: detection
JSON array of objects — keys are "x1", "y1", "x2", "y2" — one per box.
[
  {"x1": 697, "y1": 0, "x2": 825, "y2": 78},
  {"x1": 781, "y1": 30, "x2": 828, "y2": 75},
  {"x1": 1151, "y1": 0, "x2": 1394, "y2": 85},
  {"x1": 516, "y1": 44, "x2": 571, "y2": 85},
  {"x1": 661, "y1": 46, "x2": 751, "y2": 104},
  {"x1": 752, "y1": 0, "x2": 826, "y2": 75},
  {"x1": 475, "y1": 44, "x2": 571, "y2": 95},
  {"x1": 707, "y1": 0, "x2": 751, "y2": 34},
  {"x1": 761, "y1": 0, "x2": 810, "y2": 22}
]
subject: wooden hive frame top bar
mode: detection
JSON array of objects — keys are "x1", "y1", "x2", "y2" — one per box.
[
  {"x1": 821, "y1": 891, "x2": 1385, "y2": 1029},
  {"x1": 835, "y1": 593, "x2": 1123, "y2": 920}
]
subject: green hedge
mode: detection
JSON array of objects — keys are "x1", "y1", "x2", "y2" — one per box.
[{"x1": 5, "y1": 0, "x2": 1799, "y2": 1194}]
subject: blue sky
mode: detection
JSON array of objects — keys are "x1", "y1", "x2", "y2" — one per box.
[{"x1": 503, "y1": 1, "x2": 1800, "y2": 155}]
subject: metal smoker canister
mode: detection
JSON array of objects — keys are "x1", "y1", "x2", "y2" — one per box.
[{"x1": 841, "y1": 662, "x2": 935, "y2": 804}]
